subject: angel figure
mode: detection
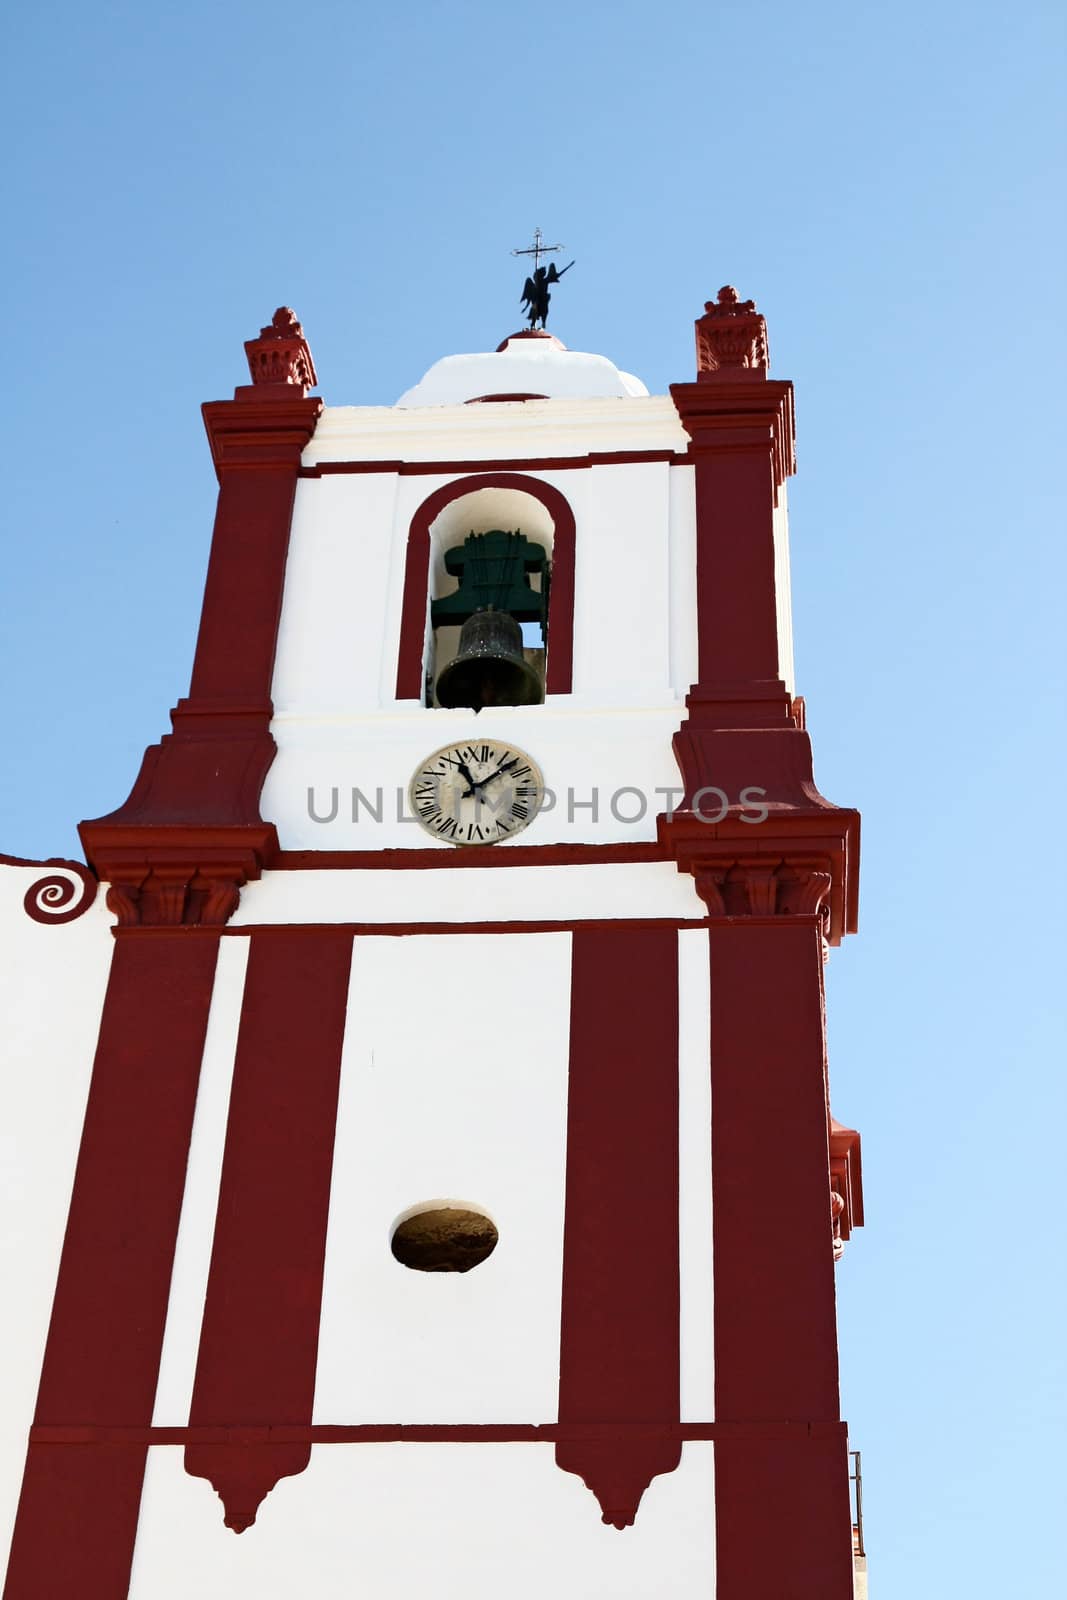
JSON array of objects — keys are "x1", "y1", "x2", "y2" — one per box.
[{"x1": 520, "y1": 260, "x2": 574, "y2": 329}]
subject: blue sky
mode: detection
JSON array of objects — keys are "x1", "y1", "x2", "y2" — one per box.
[{"x1": 3, "y1": 0, "x2": 1065, "y2": 1590}]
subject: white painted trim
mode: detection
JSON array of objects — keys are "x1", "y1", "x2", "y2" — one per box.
[
  {"x1": 678, "y1": 928, "x2": 714, "y2": 1422},
  {"x1": 302, "y1": 394, "x2": 689, "y2": 465},
  {"x1": 773, "y1": 484, "x2": 796, "y2": 693},
  {"x1": 232, "y1": 862, "x2": 707, "y2": 926},
  {"x1": 668, "y1": 464, "x2": 699, "y2": 696},
  {"x1": 151, "y1": 938, "x2": 250, "y2": 1425}
]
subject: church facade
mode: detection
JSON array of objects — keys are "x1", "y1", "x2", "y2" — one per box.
[{"x1": 1, "y1": 288, "x2": 864, "y2": 1598}]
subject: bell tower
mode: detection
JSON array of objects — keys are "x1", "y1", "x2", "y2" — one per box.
[{"x1": 1, "y1": 287, "x2": 864, "y2": 1598}]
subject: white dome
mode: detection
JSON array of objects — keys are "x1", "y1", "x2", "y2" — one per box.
[{"x1": 396, "y1": 332, "x2": 648, "y2": 407}]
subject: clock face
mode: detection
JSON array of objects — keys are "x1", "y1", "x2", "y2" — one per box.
[{"x1": 410, "y1": 740, "x2": 544, "y2": 846}]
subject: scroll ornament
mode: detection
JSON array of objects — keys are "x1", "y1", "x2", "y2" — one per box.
[{"x1": 16, "y1": 858, "x2": 99, "y2": 926}]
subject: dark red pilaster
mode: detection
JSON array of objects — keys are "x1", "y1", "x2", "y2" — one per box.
[
  {"x1": 80, "y1": 321, "x2": 322, "y2": 904},
  {"x1": 185, "y1": 929, "x2": 352, "y2": 1531},
  {"x1": 672, "y1": 378, "x2": 793, "y2": 697},
  {"x1": 669, "y1": 294, "x2": 810, "y2": 816},
  {"x1": 3, "y1": 934, "x2": 220, "y2": 1600},
  {"x1": 710, "y1": 922, "x2": 839, "y2": 1420},
  {"x1": 190, "y1": 394, "x2": 323, "y2": 706},
  {"x1": 715, "y1": 1428, "x2": 853, "y2": 1597},
  {"x1": 664, "y1": 295, "x2": 860, "y2": 1589},
  {"x1": 709, "y1": 919, "x2": 853, "y2": 1596},
  {"x1": 556, "y1": 925, "x2": 681, "y2": 1526}
]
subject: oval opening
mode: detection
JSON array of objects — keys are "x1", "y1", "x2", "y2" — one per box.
[{"x1": 390, "y1": 1205, "x2": 498, "y2": 1273}]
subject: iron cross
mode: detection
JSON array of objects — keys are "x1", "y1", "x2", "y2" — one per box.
[{"x1": 510, "y1": 227, "x2": 565, "y2": 273}]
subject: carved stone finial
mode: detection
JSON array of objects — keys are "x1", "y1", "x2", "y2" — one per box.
[
  {"x1": 694, "y1": 285, "x2": 769, "y2": 377},
  {"x1": 243, "y1": 306, "x2": 318, "y2": 392}
]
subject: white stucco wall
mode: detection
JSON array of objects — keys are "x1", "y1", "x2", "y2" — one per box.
[
  {"x1": 152, "y1": 938, "x2": 250, "y2": 1425},
  {"x1": 130, "y1": 921, "x2": 719, "y2": 1594},
  {"x1": 773, "y1": 484, "x2": 796, "y2": 693},
  {"x1": 265, "y1": 389, "x2": 706, "y2": 850},
  {"x1": 678, "y1": 927, "x2": 714, "y2": 1421},
  {"x1": 264, "y1": 702, "x2": 697, "y2": 850},
  {"x1": 266, "y1": 385, "x2": 797, "y2": 850},
  {"x1": 152, "y1": 927, "x2": 716, "y2": 1423},
  {"x1": 3, "y1": 887, "x2": 719, "y2": 1590},
  {"x1": 127, "y1": 1441, "x2": 716, "y2": 1599},
  {"x1": 316, "y1": 932, "x2": 571, "y2": 1423},
  {"x1": 233, "y1": 861, "x2": 707, "y2": 925},
  {"x1": 301, "y1": 394, "x2": 688, "y2": 467},
  {"x1": 0, "y1": 865, "x2": 115, "y2": 1565}
]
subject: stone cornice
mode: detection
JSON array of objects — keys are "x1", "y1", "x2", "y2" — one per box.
[
  {"x1": 202, "y1": 395, "x2": 324, "y2": 476},
  {"x1": 657, "y1": 809, "x2": 860, "y2": 943},
  {"x1": 669, "y1": 378, "x2": 796, "y2": 488},
  {"x1": 301, "y1": 395, "x2": 689, "y2": 467}
]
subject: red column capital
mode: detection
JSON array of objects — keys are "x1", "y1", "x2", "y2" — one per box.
[{"x1": 670, "y1": 376, "x2": 796, "y2": 499}]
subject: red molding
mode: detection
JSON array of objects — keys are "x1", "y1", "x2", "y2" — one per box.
[
  {"x1": 394, "y1": 472, "x2": 576, "y2": 700},
  {"x1": 670, "y1": 377, "x2": 795, "y2": 496},
  {"x1": 300, "y1": 447, "x2": 687, "y2": 478},
  {"x1": 3, "y1": 933, "x2": 220, "y2": 1598},
  {"x1": 556, "y1": 926, "x2": 681, "y2": 1527},
  {"x1": 273, "y1": 841, "x2": 668, "y2": 870},
  {"x1": 80, "y1": 822, "x2": 278, "y2": 928},
  {"x1": 201, "y1": 394, "x2": 322, "y2": 480},
  {"x1": 658, "y1": 810, "x2": 861, "y2": 945},
  {"x1": 185, "y1": 930, "x2": 353, "y2": 1532},
  {"x1": 212, "y1": 918, "x2": 708, "y2": 938},
  {"x1": 32, "y1": 1420, "x2": 847, "y2": 1445}
]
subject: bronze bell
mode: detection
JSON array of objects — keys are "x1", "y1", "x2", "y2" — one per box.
[{"x1": 435, "y1": 607, "x2": 544, "y2": 712}]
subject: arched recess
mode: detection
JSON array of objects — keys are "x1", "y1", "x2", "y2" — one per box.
[{"x1": 395, "y1": 472, "x2": 576, "y2": 701}]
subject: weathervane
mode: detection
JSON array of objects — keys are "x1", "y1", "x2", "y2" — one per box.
[{"x1": 512, "y1": 227, "x2": 574, "y2": 330}]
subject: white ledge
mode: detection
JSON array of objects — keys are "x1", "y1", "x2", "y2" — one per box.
[{"x1": 302, "y1": 394, "x2": 689, "y2": 465}]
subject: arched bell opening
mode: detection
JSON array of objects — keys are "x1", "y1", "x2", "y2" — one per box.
[
  {"x1": 395, "y1": 474, "x2": 575, "y2": 702},
  {"x1": 423, "y1": 488, "x2": 555, "y2": 710}
]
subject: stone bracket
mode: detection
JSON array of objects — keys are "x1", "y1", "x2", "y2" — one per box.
[
  {"x1": 658, "y1": 810, "x2": 860, "y2": 943},
  {"x1": 82, "y1": 825, "x2": 277, "y2": 927}
]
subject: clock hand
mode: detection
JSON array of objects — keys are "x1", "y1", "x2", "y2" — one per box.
[
  {"x1": 455, "y1": 759, "x2": 478, "y2": 792},
  {"x1": 479, "y1": 758, "x2": 520, "y2": 787},
  {"x1": 462, "y1": 758, "x2": 520, "y2": 799}
]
